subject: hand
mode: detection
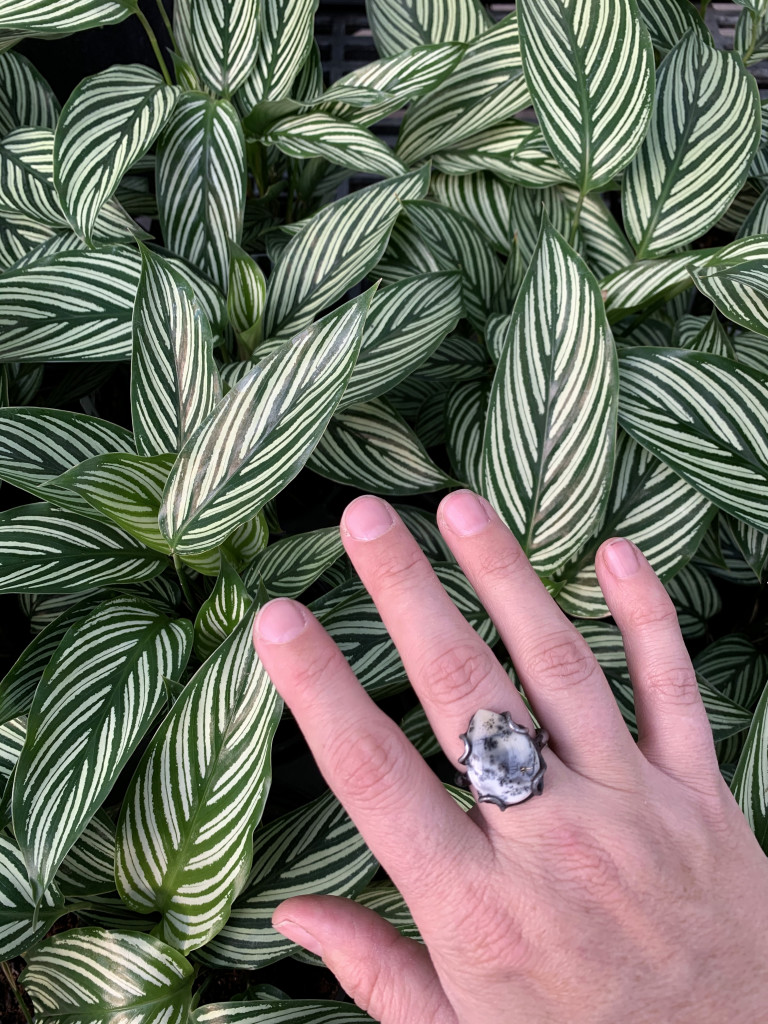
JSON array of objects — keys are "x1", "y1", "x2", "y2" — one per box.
[{"x1": 252, "y1": 490, "x2": 768, "y2": 1024}]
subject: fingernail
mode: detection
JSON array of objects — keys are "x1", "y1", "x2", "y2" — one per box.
[
  {"x1": 254, "y1": 599, "x2": 308, "y2": 644},
  {"x1": 273, "y1": 917, "x2": 324, "y2": 957},
  {"x1": 441, "y1": 490, "x2": 492, "y2": 537},
  {"x1": 603, "y1": 538, "x2": 640, "y2": 578},
  {"x1": 343, "y1": 495, "x2": 395, "y2": 541}
]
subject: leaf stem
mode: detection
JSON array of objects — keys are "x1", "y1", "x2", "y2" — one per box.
[
  {"x1": 173, "y1": 554, "x2": 196, "y2": 608},
  {"x1": 136, "y1": 7, "x2": 173, "y2": 86},
  {"x1": 2, "y1": 962, "x2": 32, "y2": 1024},
  {"x1": 153, "y1": 0, "x2": 178, "y2": 51},
  {"x1": 568, "y1": 190, "x2": 585, "y2": 246}
]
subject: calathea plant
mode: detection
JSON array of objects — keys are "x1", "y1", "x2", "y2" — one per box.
[{"x1": 0, "y1": 0, "x2": 767, "y2": 1020}]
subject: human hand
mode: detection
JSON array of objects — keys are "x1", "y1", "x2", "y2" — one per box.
[{"x1": 252, "y1": 490, "x2": 768, "y2": 1024}]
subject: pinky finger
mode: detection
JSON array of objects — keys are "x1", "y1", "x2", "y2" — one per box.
[{"x1": 273, "y1": 895, "x2": 455, "y2": 1024}]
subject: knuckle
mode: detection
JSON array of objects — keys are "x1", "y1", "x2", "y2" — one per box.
[
  {"x1": 327, "y1": 726, "x2": 405, "y2": 810},
  {"x1": 446, "y1": 879, "x2": 534, "y2": 974},
  {"x1": 418, "y1": 642, "x2": 499, "y2": 709},
  {"x1": 643, "y1": 664, "x2": 701, "y2": 709},
  {"x1": 533, "y1": 823, "x2": 625, "y2": 907},
  {"x1": 472, "y1": 540, "x2": 527, "y2": 589},
  {"x1": 523, "y1": 633, "x2": 598, "y2": 692},
  {"x1": 288, "y1": 645, "x2": 343, "y2": 704},
  {"x1": 370, "y1": 544, "x2": 431, "y2": 598},
  {"x1": 625, "y1": 596, "x2": 680, "y2": 632}
]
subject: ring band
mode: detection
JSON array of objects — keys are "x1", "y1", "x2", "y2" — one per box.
[{"x1": 458, "y1": 709, "x2": 548, "y2": 809}]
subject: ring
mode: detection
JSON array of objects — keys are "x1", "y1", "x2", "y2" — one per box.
[{"x1": 457, "y1": 709, "x2": 549, "y2": 809}]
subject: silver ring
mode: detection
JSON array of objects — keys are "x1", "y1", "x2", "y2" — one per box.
[{"x1": 457, "y1": 709, "x2": 548, "y2": 809}]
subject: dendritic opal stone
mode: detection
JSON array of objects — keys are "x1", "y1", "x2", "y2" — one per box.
[{"x1": 458, "y1": 710, "x2": 548, "y2": 808}]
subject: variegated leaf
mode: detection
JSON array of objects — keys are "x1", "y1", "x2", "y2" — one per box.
[
  {"x1": 373, "y1": 213, "x2": 444, "y2": 285},
  {"x1": 0, "y1": 717, "x2": 25, "y2": 783},
  {"x1": 401, "y1": 703, "x2": 440, "y2": 757},
  {"x1": 228, "y1": 241, "x2": 266, "y2": 356},
  {"x1": 0, "y1": 833, "x2": 65, "y2": 961},
  {"x1": 557, "y1": 432, "x2": 714, "y2": 617},
  {"x1": 446, "y1": 380, "x2": 490, "y2": 493},
  {"x1": 618, "y1": 348, "x2": 768, "y2": 532},
  {"x1": 192, "y1": 1001, "x2": 372, "y2": 1023},
  {"x1": 733, "y1": 330, "x2": 768, "y2": 376},
  {"x1": 0, "y1": 1, "x2": 136, "y2": 39},
  {"x1": 20, "y1": 928, "x2": 194, "y2": 1024},
  {"x1": 691, "y1": 236, "x2": 768, "y2": 338},
  {"x1": 341, "y1": 272, "x2": 462, "y2": 409},
  {"x1": 264, "y1": 166, "x2": 428, "y2": 343},
  {"x1": 132, "y1": 246, "x2": 223, "y2": 457},
  {"x1": 664, "y1": 562, "x2": 721, "y2": 638},
  {"x1": 116, "y1": 608, "x2": 281, "y2": 953},
  {"x1": 635, "y1": 0, "x2": 710, "y2": 53},
  {"x1": 13, "y1": 598, "x2": 192, "y2": 903},
  {"x1": 724, "y1": 515, "x2": 768, "y2": 581},
  {"x1": 415, "y1": 333, "x2": 488, "y2": 382},
  {"x1": 622, "y1": 33, "x2": 761, "y2": 259},
  {"x1": 157, "y1": 92, "x2": 246, "y2": 292},
  {"x1": 0, "y1": 212, "x2": 55, "y2": 269},
  {"x1": 193, "y1": 554, "x2": 250, "y2": 659},
  {"x1": 242, "y1": 526, "x2": 343, "y2": 599},
  {"x1": 235, "y1": 0, "x2": 317, "y2": 110},
  {"x1": 694, "y1": 635, "x2": 768, "y2": 710},
  {"x1": 356, "y1": 881, "x2": 420, "y2": 939},
  {"x1": 307, "y1": 397, "x2": 454, "y2": 495},
  {"x1": 394, "y1": 505, "x2": 454, "y2": 562},
  {"x1": 731, "y1": 678, "x2": 768, "y2": 853},
  {"x1": 55, "y1": 810, "x2": 116, "y2": 897},
  {"x1": 679, "y1": 311, "x2": 734, "y2": 358},
  {"x1": 195, "y1": 789, "x2": 377, "y2": 968},
  {"x1": 518, "y1": 0, "x2": 654, "y2": 191},
  {"x1": 734, "y1": 5, "x2": 768, "y2": 65},
  {"x1": 483, "y1": 222, "x2": 618, "y2": 575},
  {"x1": 600, "y1": 250, "x2": 716, "y2": 323},
  {"x1": 175, "y1": 0, "x2": 259, "y2": 96},
  {"x1": 54, "y1": 65, "x2": 178, "y2": 242},
  {"x1": 0, "y1": 503, "x2": 169, "y2": 594},
  {"x1": 160, "y1": 293, "x2": 371, "y2": 554},
  {"x1": 54, "y1": 453, "x2": 175, "y2": 553},
  {"x1": 262, "y1": 113, "x2": 406, "y2": 177},
  {"x1": 0, "y1": 51, "x2": 59, "y2": 135},
  {"x1": 431, "y1": 120, "x2": 571, "y2": 186},
  {"x1": 431, "y1": 171, "x2": 513, "y2": 253},
  {"x1": 396, "y1": 15, "x2": 528, "y2": 164},
  {"x1": 367, "y1": 0, "x2": 489, "y2": 58}
]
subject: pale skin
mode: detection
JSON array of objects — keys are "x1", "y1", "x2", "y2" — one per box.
[{"x1": 251, "y1": 489, "x2": 768, "y2": 1024}]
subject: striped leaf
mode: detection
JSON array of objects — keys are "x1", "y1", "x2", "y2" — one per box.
[
  {"x1": 373, "y1": 214, "x2": 443, "y2": 285},
  {"x1": 13, "y1": 598, "x2": 192, "y2": 903},
  {"x1": 431, "y1": 121, "x2": 571, "y2": 187},
  {"x1": 694, "y1": 516, "x2": 760, "y2": 587},
  {"x1": 679, "y1": 311, "x2": 734, "y2": 358},
  {"x1": 732, "y1": 332, "x2": 768, "y2": 379},
  {"x1": 367, "y1": 0, "x2": 489, "y2": 58},
  {"x1": 53, "y1": 66, "x2": 178, "y2": 243},
  {"x1": 196, "y1": 789, "x2": 377, "y2": 968},
  {"x1": 518, "y1": 0, "x2": 654, "y2": 192},
  {"x1": 55, "y1": 811, "x2": 116, "y2": 897},
  {"x1": 483, "y1": 222, "x2": 618, "y2": 575},
  {"x1": 228, "y1": 241, "x2": 266, "y2": 356},
  {"x1": 396, "y1": 15, "x2": 528, "y2": 165},
  {"x1": 160, "y1": 293, "x2": 371, "y2": 554},
  {"x1": 20, "y1": 928, "x2": 194, "y2": 1024},
  {"x1": 0, "y1": 594, "x2": 106, "y2": 726},
  {"x1": 235, "y1": 0, "x2": 317, "y2": 110},
  {"x1": 157, "y1": 92, "x2": 246, "y2": 292},
  {"x1": 193, "y1": 1002, "x2": 372, "y2": 1024},
  {"x1": 0, "y1": 1, "x2": 136, "y2": 38},
  {"x1": 600, "y1": 250, "x2": 716, "y2": 323},
  {"x1": 0, "y1": 502, "x2": 168, "y2": 594},
  {"x1": 691, "y1": 237, "x2": 768, "y2": 338},
  {"x1": 694, "y1": 636, "x2": 768, "y2": 711},
  {"x1": 340, "y1": 272, "x2": 462, "y2": 409},
  {"x1": 432, "y1": 171, "x2": 513, "y2": 253},
  {"x1": 401, "y1": 703, "x2": 440, "y2": 757},
  {"x1": 54, "y1": 453, "x2": 175, "y2": 553},
  {"x1": 264, "y1": 166, "x2": 428, "y2": 343},
  {"x1": 0, "y1": 717, "x2": 25, "y2": 784},
  {"x1": 556, "y1": 432, "x2": 714, "y2": 617},
  {"x1": 0, "y1": 51, "x2": 59, "y2": 135},
  {"x1": 242, "y1": 526, "x2": 343, "y2": 599},
  {"x1": 485, "y1": 312, "x2": 513, "y2": 363},
  {"x1": 393, "y1": 505, "x2": 454, "y2": 562},
  {"x1": 415, "y1": 333, "x2": 488, "y2": 382},
  {"x1": 0, "y1": 834, "x2": 65, "y2": 961},
  {"x1": 731, "y1": 679, "x2": 768, "y2": 853},
  {"x1": 0, "y1": 213, "x2": 55, "y2": 269},
  {"x1": 724, "y1": 515, "x2": 768, "y2": 581},
  {"x1": 0, "y1": 407, "x2": 134, "y2": 517},
  {"x1": 618, "y1": 348, "x2": 768, "y2": 532},
  {"x1": 116, "y1": 608, "x2": 281, "y2": 953},
  {"x1": 446, "y1": 381, "x2": 490, "y2": 492},
  {"x1": 307, "y1": 397, "x2": 454, "y2": 495},
  {"x1": 635, "y1": 0, "x2": 710, "y2": 53},
  {"x1": 193, "y1": 554, "x2": 250, "y2": 659},
  {"x1": 737, "y1": 185, "x2": 768, "y2": 240},
  {"x1": 734, "y1": 6, "x2": 768, "y2": 65},
  {"x1": 175, "y1": 0, "x2": 259, "y2": 96},
  {"x1": 356, "y1": 881, "x2": 420, "y2": 939},
  {"x1": 664, "y1": 563, "x2": 721, "y2": 638},
  {"x1": 132, "y1": 246, "x2": 223, "y2": 457},
  {"x1": 622, "y1": 33, "x2": 761, "y2": 259},
  {"x1": 221, "y1": 511, "x2": 270, "y2": 570},
  {"x1": 262, "y1": 113, "x2": 406, "y2": 177}
]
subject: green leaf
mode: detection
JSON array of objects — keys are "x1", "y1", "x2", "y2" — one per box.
[
  {"x1": 193, "y1": 554, "x2": 250, "y2": 659},
  {"x1": 13, "y1": 598, "x2": 192, "y2": 903},
  {"x1": 432, "y1": 171, "x2": 513, "y2": 253},
  {"x1": 396, "y1": 14, "x2": 528, "y2": 164},
  {"x1": 132, "y1": 246, "x2": 223, "y2": 457},
  {"x1": 446, "y1": 380, "x2": 490, "y2": 492},
  {"x1": 262, "y1": 113, "x2": 406, "y2": 177},
  {"x1": 264, "y1": 166, "x2": 428, "y2": 343},
  {"x1": 677, "y1": 312, "x2": 734, "y2": 358},
  {"x1": 665, "y1": 562, "x2": 721, "y2": 638},
  {"x1": 0, "y1": 406, "x2": 134, "y2": 516},
  {"x1": 401, "y1": 704, "x2": 440, "y2": 757},
  {"x1": 734, "y1": 5, "x2": 768, "y2": 65},
  {"x1": 0, "y1": 213, "x2": 55, "y2": 269},
  {"x1": 20, "y1": 928, "x2": 194, "y2": 1024},
  {"x1": 724, "y1": 514, "x2": 768, "y2": 582},
  {"x1": 228, "y1": 240, "x2": 266, "y2": 355},
  {"x1": 733, "y1": 330, "x2": 768, "y2": 376},
  {"x1": 431, "y1": 120, "x2": 571, "y2": 186},
  {"x1": 635, "y1": 0, "x2": 710, "y2": 54},
  {"x1": 192, "y1": 1001, "x2": 372, "y2": 1023},
  {"x1": 175, "y1": 0, "x2": 260, "y2": 96},
  {"x1": 195, "y1": 790, "x2": 377, "y2": 968},
  {"x1": 160, "y1": 293, "x2": 372, "y2": 554},
  {"x1": 415, "y1": 333, "x2": 488, "y2": 382},
  {"x1": 600, "y1": 250, "x2": 716, "y2": 323},
  {"x1": 0, "y1": 0, "x2": 137, "y2": 39},
  {"x1": 0, "y1": 716, "x2": 25, "y2": 783},
  {"x1": 618, "y1": 348, "x2": 768, "y2": 532},
  {"x1": 0, "y1": 50, "x2": 59, "y2": 135},
  {"x1": 157, "y1": 92, "x2": 246, "y2": 292},
  {"x1": 242, "y1": 526, "x2": 344, "y2": 598},
  {"x1": 55, "y1": 810, "x2": 117, "y2": 897},
  {"x1": 622, "y1": 33, "x2": 761, "y2": 259},
  {"x1": 308, "y1": 397, "x2": 454, "y2": 494},
  {"x1": 732, "y1": 678, "x2": 768, "y2": 853},
  {"x1": 694, "y1": 635, "x2": 768, "y2": 710},
  {"x1": 54, "y1": 453, "x2": 175, "y2": 553},
  {"x1": 0, "y1": 834, "x2": 65, "y2": 961},
  {"x1": 367, "y1": 0, "x2": 489, "y2": 57},
  {"x1": 116, "y1": 607, "x2": 281, "y2": 953},
  {"x1": 691, "y1": 236, "x2": 768, "y2": 338},
  {"x1": 394, "y1": 505, "x2": 454, "y2": 562},
  {"x1": 53, "y1": 65, "x2": 179, "y2": 242},
  {"x1": 556, "y1": 432, "x2": 714, "y2": 617},
  {"x1": 236, "y1": 0, "x2": 318, "y2": 109},
  {"x1": 483, "y1": 221, "x2": 618, "y2": 575},
  {"x1": 518, "y1": 0, "x2": 654, "y2": 191},
  {"x1": 339, "y1": 272, "x2": 462, "y2": 409}
]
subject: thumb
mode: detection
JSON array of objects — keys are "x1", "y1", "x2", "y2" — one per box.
[{"x1": 273, "y1": 894, "x2": 455, "y2": 1024}]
